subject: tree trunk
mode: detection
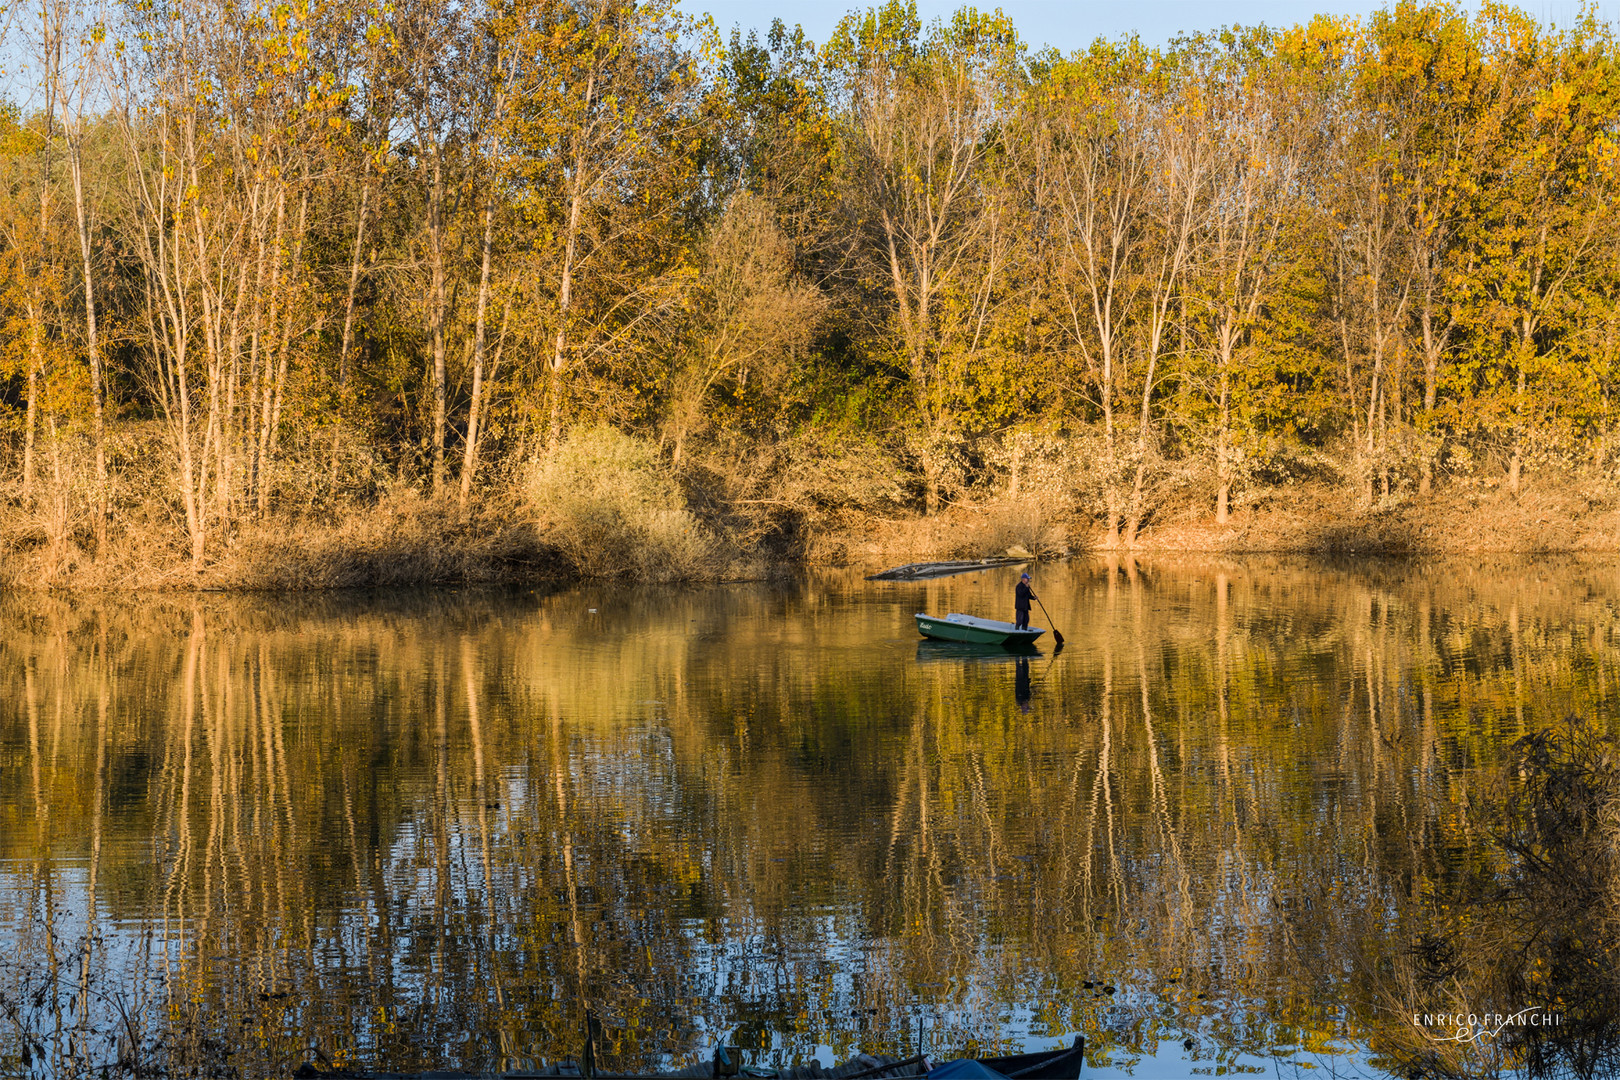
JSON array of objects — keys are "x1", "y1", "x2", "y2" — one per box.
[
  {"x1": 1509, "y1": 351, "x2": 1527, "y2": 497},
  {"x1": 196, "y1": 214, "x2": 225, "y2": 558},
  {"x1": 1418, "y1": 304, "x2": 1445, "y2": 496},
  {"x1": 26, "y1": 4, "x2": 57, "y2": 503},
  {"x1": 22, "y1": 372, "x2": 38, "y2": 495},
  {"x1": 1127, "y1": 338, "x2": 1162, "y2": 547},
  {"x1": 338, "y1": 166, "x2": 372, "y2": 385},
  {"x1": 881, "y1": 212, "x2": 941, "y2": 516},
  {"x1": 23, "y1": 317, "x2": 42, "y2": 496},
  {"x1": 1365, "y1": 331, "x2": 1384, "y2": 508},
  {"x1": 244, "y1": 196, "x2": 272, "y2": 506},
  {"x1": 1101, "y1": 349, "x2": 1119, "y2": 547},
  {"x1": 172, "y1": 281, "x2": 207, "y2": 569},
  {"x1": 460, "y1": 199, "x2": 498, "y2": 509},
  {"x1": 46, "y1": 414, "x2": 69, "y2": 564},
  {"x1": 260, "y1": 192, "x2": 309, "y2": 509},
  {"x1": 428, "y1": 155, "x2": 449, "y2": 492},
  {"x1": 70, "y1": 139, "x2": 108, "y2": 551},
  {"x1": 1124, "y1": 461, "x2": 1147, "y2": 547},
  {"x1": 1215, "y1": 335, "x2": 1233, "y2": 525},
  {"x1": 548, "y1": 70, "x2": 594, "y2": 452},
  {"x1": 251, "y1": 189, "x2": 288, "y2": 513},
  {"x1": 219, "y1": 250, "x2": 251, "y2": 527}
]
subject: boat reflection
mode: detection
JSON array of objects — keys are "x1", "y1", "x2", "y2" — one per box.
[
  {"x1": 913, "y1": 640, "x2": 1042, "y2": 663},
  {"x1": 911, "y1": 640, "x2": 1042, "y2": 712}
]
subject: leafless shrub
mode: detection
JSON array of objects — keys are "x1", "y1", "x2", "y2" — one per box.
[
  {"x1": 967, "y1": 497, "x2": 1070, "y2": 557},
  {"x1": 687, "y1": 429, "x2": 913, "y2": 560},
  {"x1": 263, "y1": 421, "x2": 391, "y2": 516},
  {"x1": 981, "y1": 426, "x2": 1104, "y2": 505}
]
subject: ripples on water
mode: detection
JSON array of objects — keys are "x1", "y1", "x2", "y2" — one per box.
[{"x1": 2, "y1": 555, "x2": 1616, "y2": 1077}]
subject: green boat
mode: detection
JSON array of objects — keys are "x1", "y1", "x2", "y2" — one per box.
[{"x1": 915, "y1": 612, "x2": 1045, "y2": 646}]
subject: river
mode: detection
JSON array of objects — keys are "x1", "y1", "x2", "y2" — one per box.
[{"x1": 2, "y1": 555, "x2": 1615, "y2": 1077}]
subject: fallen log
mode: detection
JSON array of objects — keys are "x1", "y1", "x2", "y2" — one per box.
[{"x1": 866, "y1": 557, "x2": 1029, "y2": 581}]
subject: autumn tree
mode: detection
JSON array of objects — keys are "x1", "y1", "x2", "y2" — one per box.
[
  {"x1": 394, "y1": 0, "x2": 477, "y2": 494},
  {"x1": 1178, "y1": 30, "x2": 1302, "y2": 523},
  {"x1": 1454, "y1": 6, "x2": 1620, "y2": 495},
  {"x1": 507, "y1": 0, "x2": 711, "y2": 451},
  {"x1": 8, "y1": 0, "x2": 1620, "y2": 569},
  {"x1": 664, "y1": 192, "x2": 826, "y2": 470},
  {"x1": 1366, "y1": 1, "x2": 1484, "y2": 495},
  {"x1": 107, "y1": 0, "x2": 347, "y2": 565},
  {"x1": 829, "y1": 0, "x2": 1024, "y2": 514},
  {"x1": 717, "y1": 20, "x2": 840, "y2": 267},
  {"x1": 1022, "y1": 42, "x2": 1154, "y2": 543}
]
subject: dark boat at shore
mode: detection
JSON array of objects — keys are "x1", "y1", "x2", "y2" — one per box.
[
  {"x1": 969, "y1": 1038, "x2": 1086, "y2": 1079},
  {"x1": 293, "y1": 1036, "x2": 1086, "y2": 1080}
]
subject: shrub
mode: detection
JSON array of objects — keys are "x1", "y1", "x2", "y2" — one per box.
[{"x1": 525, "y1": 427, "x2": 729, "y2": 581}]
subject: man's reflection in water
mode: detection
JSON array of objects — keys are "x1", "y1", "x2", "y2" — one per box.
[{"x1": 1015, "y1": 655, "x2": 1032, "y2": 714}]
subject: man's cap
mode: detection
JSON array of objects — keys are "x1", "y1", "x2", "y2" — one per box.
[{"x1": 1020, "y1": 572, "x2": 1031, "y2": 580}]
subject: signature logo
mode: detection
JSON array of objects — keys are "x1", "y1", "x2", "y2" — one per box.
[{"x1": 1411, "y1": 1007, "x2": 1563, "y2": 1044}]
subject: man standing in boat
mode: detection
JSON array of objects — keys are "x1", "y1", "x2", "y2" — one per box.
[{"x1": 1014, "y1": 571, "x2": 1034, "y2": 631}]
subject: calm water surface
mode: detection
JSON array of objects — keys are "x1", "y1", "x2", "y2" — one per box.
[{"x1": 3, "y1": 555, "x2": 1618, "y2": 1077}]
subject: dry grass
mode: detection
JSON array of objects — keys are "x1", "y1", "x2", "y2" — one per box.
[
  {"x1": 833, "y1": 495, "x2": 1082, "y2": 568},
  {"x1": 0, "y1": 488, "x2": 555, "y2": 590},
  {"x1": 0, "y1": 417, "x2": 558, "y2": 591},
  {"x1": 5, "y1": 431, "x2": 1620, "y2": 592},
  {"x1": 221, "y1": 491, "x2": 549, "y2": 589}
]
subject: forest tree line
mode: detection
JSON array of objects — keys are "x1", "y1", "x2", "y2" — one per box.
[{"x1": 4, "y1": 0, "x2": 1620, "y2": 572}]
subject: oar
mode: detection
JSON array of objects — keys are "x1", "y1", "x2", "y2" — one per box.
[{"x1": 1031, "y1": 591, "x2": 1065, "y2": 647}]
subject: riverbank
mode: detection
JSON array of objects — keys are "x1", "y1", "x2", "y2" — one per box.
[
  {"x1": 839, "y1": 479, "x2": 1619, "y2": 570},
  {"x1": 1112, "y1": 480, "x2": 1620, "y2": 556},
  {"x1": 3, "y1": 478, "x2": 1615, "y2": 591}
]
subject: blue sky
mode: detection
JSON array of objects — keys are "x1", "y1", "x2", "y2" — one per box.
[
  {"x1": 2, "y1": 0, "x2": 1610, "y2": 101},
  {"x1": 689, "y1": 0, "x2": 1610, "y2": 51}
]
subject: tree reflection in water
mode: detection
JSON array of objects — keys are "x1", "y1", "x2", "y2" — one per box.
[{"x1": 1, "y1": 556, "x2": 1617, "y2": 1077}]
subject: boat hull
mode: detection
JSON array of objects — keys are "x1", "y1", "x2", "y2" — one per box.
[
  {"x1": 915, "y1": 613, "x2": 1044, "y2": 646},
  {"x1": 978, "y1": 1037, "x2": 1085, "y2": 1079},
  {"x1": 289, "y1": 1039, "x2": 1085, "y2": 1080}
]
